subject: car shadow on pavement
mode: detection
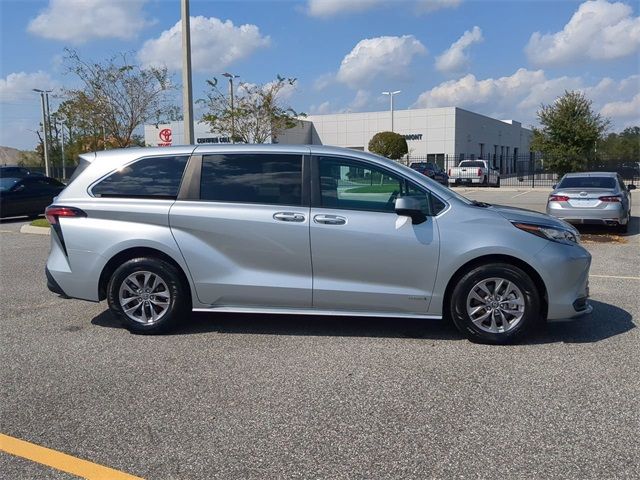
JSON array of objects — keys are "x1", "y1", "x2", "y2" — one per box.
[
  {"x1": 91, "y1": 298, "x2": 633, "y2": 344},
  {"x1": 91, "y1": 310, "x2": 463, "y2": 341},
  {"x1": 576, "y1": 215, "x2": 639, "y2": 238},
  {"x1": 526, "y1": 300, "x2": 634, "y2": 344}
]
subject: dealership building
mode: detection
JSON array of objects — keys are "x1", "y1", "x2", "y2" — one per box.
[{"x1": 144, "y1": 106, "x2": 533, "y2": 174}]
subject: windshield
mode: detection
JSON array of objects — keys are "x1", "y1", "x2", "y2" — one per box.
[
  {"x1": 0, "y1": 177, "x2": 20, "y2": 192},
  {"x1": 558, "y1": 176, "x2": 617, "y2": 189},
  {"x1": 458, "y1": 161, "x2": 485, "y2": 168}
]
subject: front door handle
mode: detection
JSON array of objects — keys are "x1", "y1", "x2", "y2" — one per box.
[
  {"x1": 314, "y1": 214, "x2": 347, "y2": 225},
  {"x1": 273, "y1": 212, "x2": 306, "y2": 222}
]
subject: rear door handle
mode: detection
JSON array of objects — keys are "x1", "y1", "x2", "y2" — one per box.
[
  {"x1": 314, "y1": 214, "x2": 347, "y2": 225},
  {"x1": 273, "y1": 212, "x2": 306, "y2": 222}
]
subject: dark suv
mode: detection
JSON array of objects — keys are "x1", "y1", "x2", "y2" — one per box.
[{"x1": 409, "y1": 162, "x2": 449, "y2": 186}]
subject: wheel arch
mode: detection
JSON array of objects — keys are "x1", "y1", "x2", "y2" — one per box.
[
  {"x1": 98, "y1": 246, "x2": 192, "y2": 302},
  {"x1": 442, "y1": 254, "x2": 548, "y2": 320}
]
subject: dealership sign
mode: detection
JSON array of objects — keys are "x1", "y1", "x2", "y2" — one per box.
[
  {"x1": 158, "y1": 128, "x2": 172, "y2": 146},
  {"x1": 403, "y1": 134, "x2": 423, "y2": 141},
  {"x1": 197, "y1": 136, "x2": 231, "y2": 144}
]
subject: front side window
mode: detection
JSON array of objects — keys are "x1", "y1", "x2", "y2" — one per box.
[
  {"x1": 318, "y1": 156, "x2": 435, "y2": 214},
  {"x1": 200, "y1": 154, "x2": 302, "y2": 206},
  {"x1": 92, "y1": 156, "x2": 189, "y2": 199}
]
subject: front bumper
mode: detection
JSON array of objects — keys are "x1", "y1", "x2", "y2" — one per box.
[{"x1": 534, "y1": 241, "x2": 592, "y2": 321}]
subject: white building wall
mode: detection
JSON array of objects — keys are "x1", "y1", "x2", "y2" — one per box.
[{"x1": 143, "y1": 108, "x2": 532, "y2": 173}]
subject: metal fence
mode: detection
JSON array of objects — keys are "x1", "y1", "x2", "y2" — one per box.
[{"x1": 403, "y1": 154, "x2": 640, "y2": 187}]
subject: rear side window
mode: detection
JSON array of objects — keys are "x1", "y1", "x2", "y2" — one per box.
[
  {"x1": 200, "y1": 154, "x2": 302, "y2": 206},
  {"x1": 92, "y1": 156, "x2": 189, "y2": 199}
]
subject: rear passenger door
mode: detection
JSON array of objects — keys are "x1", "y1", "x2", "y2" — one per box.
[{"x1": 169, "y1": 151, "x2": 312, "y2": 308}]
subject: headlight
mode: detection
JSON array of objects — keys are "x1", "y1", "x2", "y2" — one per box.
[{"x1": 512, "y1": 222, "x2": 579, "y2": 245}]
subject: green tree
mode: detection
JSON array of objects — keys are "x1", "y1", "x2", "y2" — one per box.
[
  {"x1": 597, "y1": 126, "x2": 640, "y2": 161},
  {"x1": 63, "y1": 48, "x2": 179, "y2": 149},
  {"x1": 531, "y1": 91, "x2": 609, "y2": 176},
  {"x1": 368, "y1": 131, "x2": 408, "y2": 160},
  {"x1": 199, "y1": 75, "x2": 304, "y2": 144}
]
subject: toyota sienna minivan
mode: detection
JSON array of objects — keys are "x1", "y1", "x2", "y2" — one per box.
[{"x1": 45, "y1": 145, "x2": 592, "y2": 344}]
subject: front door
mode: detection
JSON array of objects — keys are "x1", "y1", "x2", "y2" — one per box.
[
  {"x1": 310, "y1": 155, "x2": 441, "y2": 315},
  {"x1": 170, "y1": 152, "x2": 312, "y2": 308}
]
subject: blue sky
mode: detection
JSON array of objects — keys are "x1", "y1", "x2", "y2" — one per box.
[{"x1": 1, "y1": 0, "x2": 638, "y2": 150}]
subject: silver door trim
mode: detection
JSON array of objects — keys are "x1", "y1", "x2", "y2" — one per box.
[
  {"x1": 193, "y1": 306, "x2": 441, "y2": 320},
  {"x1": 313, "y1": 214, "x2": 347, "y2": 225}
]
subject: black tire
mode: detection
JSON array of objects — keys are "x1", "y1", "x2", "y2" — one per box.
[
  {"x1": 107, "y1": 257, "x2": 191, "y2": 334},
  {"x1": 449, "y1": 263, "x2": 542, "y2": 345},
  {"x1": 482, "y1": 176, "x2": 488, "y2": 186},
  {"x1": 617, "y1": 220, "x2": 628, "y2": 234},
  {"x1": 493, "y1": 177, "x2": 501, "y2": 188}
]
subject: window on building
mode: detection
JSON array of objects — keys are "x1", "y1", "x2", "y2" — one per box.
[
  {"x1": 200, "y1": 154, "x2": 303, "y2": 206},
  {"x1": 92, "y1": 156, "x2": 189, "y2": 198},
  {"x1": 479, "y1": 143, "x2": 485, "y2": 158}
]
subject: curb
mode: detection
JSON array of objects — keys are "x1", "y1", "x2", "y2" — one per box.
[{"x1": 20, "y1": 225, "x2": 50, "y2": 235}]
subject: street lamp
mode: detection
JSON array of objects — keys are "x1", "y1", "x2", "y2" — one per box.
[
  {"x1": 222, "y1": 72, "x2": 240, "y2": 143},
  {"x1": 181, "y1": 0, "x2": 194, "y2": 144},
  {"x1": 33, "y1": 88, "x2": 52, "y2": 177},
  {"x1": 382, "y1": 90, "x2": 401, "y2": 133}
]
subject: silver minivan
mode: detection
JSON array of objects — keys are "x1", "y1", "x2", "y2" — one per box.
[{"x1": 46, "y1": 145, "x2": 592, "y2": 344}]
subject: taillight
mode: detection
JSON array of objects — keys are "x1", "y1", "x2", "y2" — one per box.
[
  {"x1": 477, "y1": 168, "x2": 482, "y2": 176},
  {"x1": 599, "y1": 196, "x2": 621, "y2": 202},
  {"x1": 549, "y1": 195, "x2": 569, "y2": 202},
  {"x1": 45, "y1": 206, "x2": 87, "y2": 224}
]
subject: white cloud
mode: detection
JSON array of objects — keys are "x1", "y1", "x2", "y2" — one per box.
[
  {"x1": 349, "y1": 89, "x2": 371, "y2": 110},
  {"x1": 415, "y1": 0, "x2": 461, "y2": 13},
  {"x1": 309, "y1": 101, "x2": 332, "y2": 114},
  {"x1": 307, "y1": 0, "x2": 460, "y2": 17},
  {"x1": 138, "y1": 16, "x2": 270, "y2": 73},
  {"x1": 307, "y1": 0, "x2": 380, "y2": 17},
  {"x1": 0, "y1": 71, "x2": 57, "y2": 103},
  {"x1": 337, "y1": 35, "x2": 427, "y2": 88},
  {"x1": 412, "y1": 68, "x2": 637, "y2": 129},
  {"x1": 27, "y1": 0, "x2": 151, "y2": 43},
  {"x1": 313, "y1": 73, "x2": 335, "y2": 91},
  {"x1": 435, "y1": 26, "x2": 483, "y2": 74},
  {"x1": 526, "y1": 0, "x2": 640, "y2": 66},
  {"x1": 600, "y1": 94, "x2": 640, "y2": 120}
]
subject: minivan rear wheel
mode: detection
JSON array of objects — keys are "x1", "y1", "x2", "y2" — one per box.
[
  {"x1": 450, "y1": 263, "x2": 541, "y2": 344},
  {"x1": 107, "y1": 257, "x2": 190, "y2": 334}
]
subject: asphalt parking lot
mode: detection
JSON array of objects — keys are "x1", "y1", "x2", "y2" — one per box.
[{"x1": 1, "y1": 188, "x2": 639, "y2": 479}]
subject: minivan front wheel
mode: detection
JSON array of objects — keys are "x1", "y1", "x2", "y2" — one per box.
[
  {"x1": 450, "y1": 263, "x2": 541, "y2": 344},
  {"x1": 107, "y1": 257, "x2": 190, "y2": 334}
]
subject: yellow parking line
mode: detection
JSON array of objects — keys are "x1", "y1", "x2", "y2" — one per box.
[
  {"x1": 0, "y1": 433, "x2": 143, "y2": 480},
  {"x1": 590, "y1": 274, "x2": 640, "y2": 280}
]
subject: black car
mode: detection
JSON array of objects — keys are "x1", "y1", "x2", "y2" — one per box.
[
  {"x1": 0, "y1": 176, "x2": 66, "y2": 218},
  {"x1": 409, "y1": 161, "x2": 449, "y2": 186},
  {"x1": 0, "y1": 165, "x2": 44, "y2": 178}
]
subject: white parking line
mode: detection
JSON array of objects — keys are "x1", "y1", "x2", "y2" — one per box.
[
  {"x1": 511, "y1": 190, "x2": 532, "y2": 198},
  {"x1": 590, "y1": 274, "x2": 640, "y2": 280}
]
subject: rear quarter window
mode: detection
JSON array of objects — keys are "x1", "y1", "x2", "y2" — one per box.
[{"x1": 92, "y1": 156, "x2": 189, "y2": 199}]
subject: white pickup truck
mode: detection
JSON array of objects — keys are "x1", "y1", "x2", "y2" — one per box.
[{"x1": 448, "y1": 160, "x2": 500, "y2": 187}]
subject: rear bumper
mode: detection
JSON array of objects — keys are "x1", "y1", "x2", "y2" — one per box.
[
  {"x1": 547, "y1": 203, "x2": 627, "y2": 225},
  {"x1": 45, "y1": 266, "x2": 69, "y2": 298}
]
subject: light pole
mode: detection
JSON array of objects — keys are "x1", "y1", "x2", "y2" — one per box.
[
  {"x1": 59, "y1": 121, "x2": 66, "y2": 180},
  {"x1": 222, "y1": 72, "x2": 239, "y2": 143},
  {"x1": 181, "y1": 0, "x2": 194, "y2": 144},
  {"x1": 382, "y1": 90, "x2": 401, "y2": 133},
  {"x1": 33, "y1": 89, "x2": 52, "y2": 177}
]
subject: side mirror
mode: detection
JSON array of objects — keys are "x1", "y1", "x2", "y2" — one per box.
[
  {"x1": 552, "y1": 184, "x2": 557, "y2": 189},
  {"x1": 395, "y1": 197, "x2": 427, "y2": 225},
  {"x1": 629, "y1": 184, "x2": 636, "y2": 191}
]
